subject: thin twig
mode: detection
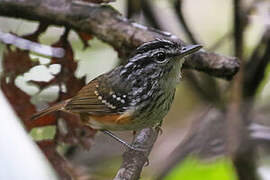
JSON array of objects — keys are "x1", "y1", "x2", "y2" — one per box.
[
  {"x1": 0, "y1": 31, "x2": 64, "y2": 58},
  {"x1": 141, "y1": 0, "x2": 160, "y2": 29},
  {"x1": 173, "y1": 0, "x2": 198, "y2": 44},
  {"x1": 126, "y1": 0, "x2": 141, "y2": 19}
]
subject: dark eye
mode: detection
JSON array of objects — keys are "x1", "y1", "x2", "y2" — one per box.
[{"x1": 155, "y1": 52, "x2": 166, "y2": 63}]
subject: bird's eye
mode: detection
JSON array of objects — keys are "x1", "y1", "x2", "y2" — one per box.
[{"x1": 155, "y1": 52, "x2": 166, "y2": 63}]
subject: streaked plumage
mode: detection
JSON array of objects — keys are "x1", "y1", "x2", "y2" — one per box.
[{"x1": 32, "y1": 39, "x2": 202, "y2": 131}]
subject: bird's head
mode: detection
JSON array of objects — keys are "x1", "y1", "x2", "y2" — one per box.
[{"x1": 120, "y1": 39, "x2": 202, "y2": 88}]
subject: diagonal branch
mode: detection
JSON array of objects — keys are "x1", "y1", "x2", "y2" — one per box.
[
  {"x1": 0, "y1": 0, "x2": 239, "y2": 80},
  {"x1": 244, "y1": 28, "x2": 270, "y2": 98},
  {"x1": 173, "y1": 0, "x2": 199, "y2": 44},
  {"x1": 141, "y1": 0, "x2": 161, "y2": 29},
  {"x1": 172, "y1": 0, "x2": 223, "y2": 103},
  {"x1": 126, "y1": 0, "x2": 141, "y2": 19},
  {"x1": 114, "y1": 128, "x2": 158, "y2": 180}
]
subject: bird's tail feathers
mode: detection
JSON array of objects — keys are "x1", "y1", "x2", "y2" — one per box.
[{"x1": 31, "y1": 100, "x2": 70, "y2": 121}]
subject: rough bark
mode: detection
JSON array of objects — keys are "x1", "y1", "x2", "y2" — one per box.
[{"x1": 0, "y1": 0, "x2": 239, "y2": 80}]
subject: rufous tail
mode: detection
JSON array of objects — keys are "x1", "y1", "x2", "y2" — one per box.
[{"x1": 31, "y1": 99, "x2": 70, "y2": 121}]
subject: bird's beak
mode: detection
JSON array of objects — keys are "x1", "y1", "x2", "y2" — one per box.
[{"x1": 180, "y1": 44, "x2": 202, "y2": 56}]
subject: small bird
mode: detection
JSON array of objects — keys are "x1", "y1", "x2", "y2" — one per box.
[{"x1": 31, "y1": 39, "x2": 202, "y2": 150}]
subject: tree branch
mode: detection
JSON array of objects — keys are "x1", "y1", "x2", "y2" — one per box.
[
  {"x1": 141, "y1": 0, "x2": 161, "y2": 29},
  {"x1": 244, "y1": 28, "x2": 270, "y2": 98},
  {"x1": 114, "y1": 128, "x2": 158, "y2": 180},
  {"x1": 0, "y1": 0, "x2": 239, "y2": 80},
  {"x1": 184, "y1": 51, "x2": 239, "y2": 80},
  {"x1": 173, "y1": 0, "x2": 199, "y2": 44},
  {"x1": 226, "y1": 0, "x2": 258, "y2": 179},
  {"x1": 126, "y1": 0, "x2": 141, "y2": 19}
]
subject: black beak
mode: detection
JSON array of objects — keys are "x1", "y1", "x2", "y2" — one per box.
[{"x1": 180, "y1": 44, "x2": 202, "y2": 56}]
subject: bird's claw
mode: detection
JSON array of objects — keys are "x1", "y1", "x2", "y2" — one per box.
[
  {"x1": 144, "y1": 157, "x2": 150, "y2": 167},
  {"x1": 155, "y1": 126, "x2": 163, "y2": 135}
]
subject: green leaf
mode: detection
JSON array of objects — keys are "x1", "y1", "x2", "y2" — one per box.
[
  {"x1": 30, "y1": 126, "x2": 56, "y2": 141},
  {"x1": 163, "y1": 156, "x2": 237, "y2": 180}
]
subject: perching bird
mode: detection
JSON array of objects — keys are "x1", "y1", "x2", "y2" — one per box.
[{"x1": 31, "y1": 39, "x2": 202, "y2": 150}]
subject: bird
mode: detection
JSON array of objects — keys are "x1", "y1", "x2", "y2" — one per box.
[{"x1": 31, "y1": 39, "x2": 202, "y2": 151}]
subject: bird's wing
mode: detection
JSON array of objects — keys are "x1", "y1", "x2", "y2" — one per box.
[{"x1": 65, "y1": 76, "x2": 130, "y2": 115}]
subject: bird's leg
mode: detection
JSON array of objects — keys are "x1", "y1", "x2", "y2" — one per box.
[{"x1": 101, "y1": 130, "x2": 147, "y2": 152}]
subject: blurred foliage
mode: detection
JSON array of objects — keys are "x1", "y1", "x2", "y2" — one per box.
[
  {"x1": 30, "y1": 126, "x2": 56, "y2": 141},
  {"x1": 163, "y1": 157, "x2": 237, "y2": 180}
]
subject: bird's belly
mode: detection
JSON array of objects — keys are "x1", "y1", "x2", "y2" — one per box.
[
  {"x1": 86, "y1": 113, "x2": 158, "y2": 131},
  {"x1": 128, "y1": 91, "x2": 175, "y2": 130},
  {"x1": 85, "y1": 110, "x2": 142, "y2": 131}
]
